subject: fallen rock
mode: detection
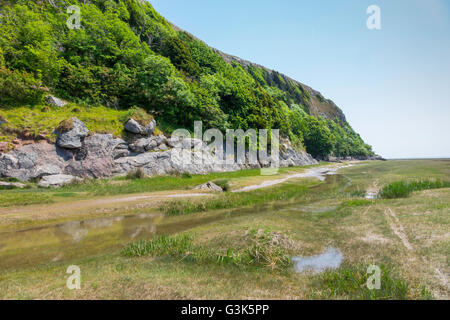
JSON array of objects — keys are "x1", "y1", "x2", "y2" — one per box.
[
  {"x1": 194, "y1": 182, "x2": 223, "y2": 192},
  {"x1": 124, "y1": 118, "x2": 156, "y2": 135},
  {"x1": 0, "y1": 181, "x2": 26, "y2": 189},
  {"x1": 38, "y1": 174, "x2": 77, "y2": 188},
  {"x1": 45, "y1": 95, "x2": 67, "y2": 107},
  {"x1": 54, "y1": 117, "x2": 89, "y2": 149}
]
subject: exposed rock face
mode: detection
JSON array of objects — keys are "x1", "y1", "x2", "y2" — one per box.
[
  {"x1": 0, "y1": 118, "x2": 319, "y2": 184},
  {"x1": 55, "y1": 117, "x2": 89, "y2": 149},
  {"x1": 0, "y1": 142, "x2": 70, "y2": 181},
  {"x1": 38, "y1": 174, "x2": 77, "y2": 188},
  {"x1": 124, "y1": 118, "x2": 156, "y2": 135},
  {"x1": 45, "y1": 95, "x2": 67, "y2": 107}
]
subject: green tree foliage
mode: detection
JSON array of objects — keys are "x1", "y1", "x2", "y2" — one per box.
[
  {"x1": 0, "y1": 0, "x2": 373, "y2": 158},
  {"x1": 301, "y1": 117, "x2": 335, "y2": 158}
]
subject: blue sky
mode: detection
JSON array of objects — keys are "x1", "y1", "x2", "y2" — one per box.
[{"x1": 150, "y1": 0, "x2": 450, "y2": 158}]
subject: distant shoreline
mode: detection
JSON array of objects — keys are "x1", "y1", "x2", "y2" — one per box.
[{"x1": 386, "y1": 158, "x2": 450, "y2": 160}]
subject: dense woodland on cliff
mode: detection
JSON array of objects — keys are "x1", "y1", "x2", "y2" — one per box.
[{"x1": 0, "y1": 0, "x2": 374, "y2": 158}]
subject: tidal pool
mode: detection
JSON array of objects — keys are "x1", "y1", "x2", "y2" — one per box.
[{"x1": 292, "y1": 248, "x2": 343, "y2": 273}]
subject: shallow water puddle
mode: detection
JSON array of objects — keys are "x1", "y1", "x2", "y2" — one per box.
[{"x1": 292, "y1": 248, "x2": 343, "y2": 273}]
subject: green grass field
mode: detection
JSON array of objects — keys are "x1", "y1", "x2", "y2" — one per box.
[{"x1": 0, "y1": 160, "x2": 448, "y2": 299}]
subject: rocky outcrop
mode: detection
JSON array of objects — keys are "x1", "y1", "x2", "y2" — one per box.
[
  {"x1": 0, "y1": 118, "x2": 319, "y2": 184},
  {"x1": 38, "y1": 174, "x2": 78, "y2": 188},
  {"x1": 124, "y1": 118, "x2": 156, "y2": 135},
  {"x1": 194, "y1": 182, "x2": 223, "y2": 192},
  {"x1": 54, "y1": 117, "x2": 89, "y2": 149},
  {"x1": 45, "y1": 95, "x2": 67, "y2": 107}
]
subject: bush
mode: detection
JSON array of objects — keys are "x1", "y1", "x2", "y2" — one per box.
[
  {"x1": 0, "y1": 68, "x2": 45, "y2": 105},
  {"x1": 213, "y1": 179, "x2": 230, "y2": 192},
  {"x1": 126, "y1": 168, "x2": 146, "y2": 180}
]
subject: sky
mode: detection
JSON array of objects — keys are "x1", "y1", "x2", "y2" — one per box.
[{"x1": 150, "y1": 0, "x2": 450, "y2": 159}]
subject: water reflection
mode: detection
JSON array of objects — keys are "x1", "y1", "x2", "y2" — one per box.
[{"x1": 292, "y1": 248, "x2": 343, "y2": 273}]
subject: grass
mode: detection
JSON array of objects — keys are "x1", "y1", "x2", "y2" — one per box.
[
  {"x1": 122, "y1": 234, "x2": 194, "y2": 257},
  {"x1": 0, "y1": 160, "x2": 448, "y2": 299},
  {"x1": 122, "y1": 229, "x2": 293, "y2": 271},
  {"x1": 126, "y1": 168, "x2": 146, "y2": 180},
  {"x1": 380, "y1": 179, "x2": 450, "y2": 199},
  {"x1": 0, "y1": 104, "x2": 128, "y2": 142},
  {"x1": 309, "y1": 264, "x2": 433, "y2": 300},
  {"x1": 160, "y1": 181, "x2": 315, "y2": 216}
]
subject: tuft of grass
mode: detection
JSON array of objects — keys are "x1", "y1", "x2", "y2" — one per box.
[
  {"x1": 122, "y1": 234, "x2": 194, "y2": 257},
  {"x1": 126, "y1": 168, "x2": 146, "y2": 180},
  {"x1": 119, "y1": 106, "x2": 153, "y2": 126},
  {"x1": 122, "y1": 230, "x2": 293, "y2": 271},
  {"x1": 55, "y1": 118, "x2": 74, "y2": 133},
  {"x1": 309, "y1": 264, "x2": 430, "y2": 300},
  {"x1": 213, "y1": 179, "x2": 230, "y2": 192},
  {"x1": 245, "y1": 229, "x2": 292, "y2": 270},
  {"x1": 380, "y1": 179, "x2": 450, "y2": 199}
]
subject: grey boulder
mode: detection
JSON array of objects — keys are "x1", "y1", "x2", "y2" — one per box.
[
  {"x1": 45, "y1": 95, "x2": 67, "y2": 107},
  {"x1": 124, "y1": 118, "x2": 156, "y2": 135},
  {"x1": 38, "y1": 174, "x2": 78, "y2": 188},
  {"x1": 55, "y1": 118, "x2": 89, "y2": 149}
]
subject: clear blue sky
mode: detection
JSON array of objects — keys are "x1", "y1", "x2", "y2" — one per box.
[{"x1": 150, "y1": 0, "x2": 450, "y2": 158}]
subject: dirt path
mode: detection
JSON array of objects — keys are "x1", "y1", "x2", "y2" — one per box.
[
  {"x1": 384, "y1": 207, "x2": 413, "y2": 251},
  {"x1": 233, "y1": 163, "x2": 352, "y2": 192}
]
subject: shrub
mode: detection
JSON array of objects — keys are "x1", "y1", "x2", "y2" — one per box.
[
  {"x1": 0, "y1": 68, "x2": 46, "y2": 105},
  {"x1": 181, "y1": 172, "x2": 192, "y2": 179},
  {"x1": 126, "y1": 168, "x2": 146, "y2": 180},
  {"x1": 213, "y1": 179, "x2": 230, "y2": 192}
]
